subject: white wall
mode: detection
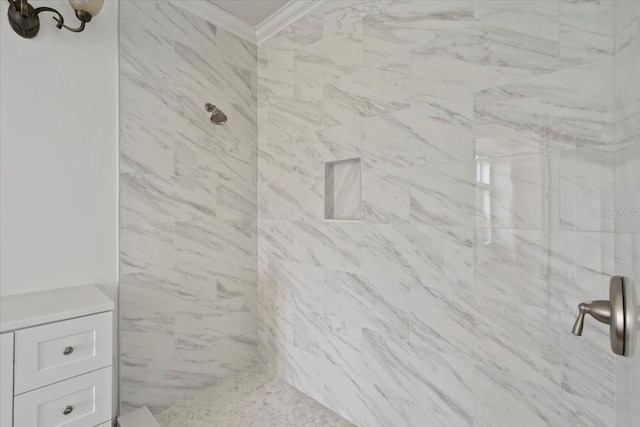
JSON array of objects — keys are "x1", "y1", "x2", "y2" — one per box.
[{"x1": 0, "y1": 0, "x2": 119, "y2": 298}]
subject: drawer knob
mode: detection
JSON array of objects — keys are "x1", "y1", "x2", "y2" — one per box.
[
  {"x1": 63, "y1": 405, "x2": 73, "y2": 415},
  {"x1": 63, "y1": 346, "x2": 74, "y2": 356}
]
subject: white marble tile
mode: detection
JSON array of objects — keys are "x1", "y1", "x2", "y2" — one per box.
[
  {"x1": 410, "y1": 160, "x2": 477, "y2": 227},
  {"x1": 120, "y1": 0, "x2": 257, "y2": 411},
  {"x1": 474, "y1": 296, "x2": 561, "y2": 388},
  {"x1": 361, "y1": 328, "x2": 475, "y2": 427},
  {"x1": 410, "y1": 286, "x2": 479, "y2": 358},
  {"x1": 217, "y1": 28, "x2": 256, "y2": 73},
  {"x1": 119, "y1": 1, "x2": 178, "y2": 82},
  {"x1": 361, "y1": 224, "x2": 444, "y2": 288},
  {"x1": 325, "y1": 270, "x2": 410, "y2": 343},
  {"x1": 474, "y1": 364, "x2": 614, "y2": 427},
  {"x1": 361, "y1": 163, "x2": 409, "y2": 224},
  {"x1": 120, "y1": 220, "x2": 174, "y2": 274},
  {"x1": 559, "y1": 0, "x2": 615, "y2": 65},
  {"x1": 250, "y1": 2, "x2": 631, "y2": 426},
  {"x1": 362, "y1": 1, "x2": 473, "y2": 68},
  {"x1": 474, "y1": 228, "x2": 557, "y2": 308},
  {"x1": 473, "y1": 80, "x2": 549, "y2": 158},
  {"x1": 214, "y1": 256, "x2": 257, "y2": 299},
  {"x1": 324, "y1": 64, "x2": 410, "y2": 124},
  {"x1": 474, "y1": 153, "x2": 562, "y2": 230},
  {"x1": 540, "y1": 61, "x2": 615, "y2": 149},
  {"x1": 560, "y1": 310, "x2": 615, "y2": 407},
  {"x1": 120, "y1": 73, "x2": 178, "y2": 176},
  {"x1": 259, "y1": 220, "x2": 362, "y2": 273}
]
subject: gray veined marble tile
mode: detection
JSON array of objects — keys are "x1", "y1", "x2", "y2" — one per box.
[
  {"x1": 324, "y1": 63, "x2": 410, "y2": 125},
  {"x1": 120, "y1": 174, "x2": 187, "y2": 225},
  {"x1": 258, "y1": 48, "x2": 295, "y2": 108},
  {"x1": 409, "y1": 160, "x2": 477, "y2": 227},
  {"x1": 474, "y1": 228, "x2": 565, "y2": 309},
  {"x1": 562, "y1": 231, "x2": 615, "y2": 314},
  {"x1": 559, "y1": 0, "x2": 615, "y2": 65},
  {"x1": 315, "y1": 119, "x2": 364, "y2": 163},
  {"x1": 174, "y1": 296, "x2": 257, "y2": 346},
  {"x1": 411, "y1": 1, "x2": 566, "y2": 102},
  {"x1": 410, "y1": 285, "x2": 479, "y2": 359},
  {"x1": 361, "y1": 162, "x2": 410, "y2": 224},
  {"x1": 174, "y1": 44, "x2": 254, "y2": 114},
  {"x1": 474, "y1": 364, "x2": 614, "y2": 427},
  {"x1": 441, "y1": 226, "x2": 475, "y2": 291},
  {"x1": 174, "y1": 133, "x2": 254, "y2": 183},
  {"x1": 165, "y1": 1, "x2": 218, "y2": 49},
  {"x1": 217, "y1": 28, "x2": 257, "y2": 73},
  {"x1": 474, "y1": 152, "x2": 563, "y2": 230},
  {"x1": 267, "y1": 96, "x2": 327, "y2": 142},
  {"x1": 362, "y1": 0, "x2": 473, "y2": 69},
  {"x1": 361, "y1": 224, "x2": 445, "y2": 288},
  {"x1": 174, "y1": 219, "x2": 256, "y2": 265},
  {"x1": 409, "y1": 32, "x2": 519, "y2": 101},
  {"x1": 560, "y1": 310, "x2": 615, "y2": 407},
  {"x1": 404, "y1": 95, "x2": 474, "y2": 164},
  {"x1": 540, "y1": 61, "x2": 615, "y2": 150},
  {"x1": 260, "y1": 7, "x2": 324, "y2": 57},
  {"x1": 259, "y1": 220, "x2": 362, "y2": 273},
  {"x1": 321, "y1": 0, "x2": 366, "y2": 37},
  {"x1": 615, "y1": 331, "x2": 640, "y2": 427},
  {"x1": 361, "y1": 328, "x2": 475, "y2": 427},
  {"x1": 214, "y1": 256, "x2": 257, "y2": 299},
  {"x1": 561, "y1": 146, "x2": 616, "y2": 232},
  {"x1": 119, "y1": 0, "x2": 178, "y2": 82},
  {"x1": 216, "y1": 173, "x2": 257, "y2": 221},
  {"x1": 293, "y1": 41, "x2": 360, "y2": 97},
  {"x1": 120, "y1": 73, "x2": 179, "y2": 177},
  {"x1": 325, "y1": 270, "x2": 411, "y2": 343},
  {"x1": 120, "y1": 220, "x2": 174, "y2": 275},
  {"x1": 473, "y1": 80, "x2": 550, "y2": 158},
  {"x1": 473, "y1": 296, "x2": 561, "y2": 388},
  {"x1": 120, "y1": 0, "x2": 258, "y2": 411},
  {"x1": 361, "y1": 113, "x2": 419, "y2": 170}
]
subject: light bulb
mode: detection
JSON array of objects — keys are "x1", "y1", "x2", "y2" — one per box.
[{"x1": 68, "y1": 0, "x2": 104, "y2": 17}]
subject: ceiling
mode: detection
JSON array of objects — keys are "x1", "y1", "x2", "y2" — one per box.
[{"x1": 208, "y1": 0, "x2": 291, "y2": 26}]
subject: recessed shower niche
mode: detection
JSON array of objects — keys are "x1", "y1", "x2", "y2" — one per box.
[{"x1": 324, "y1": 158, "x2": 361, "y2": 221}]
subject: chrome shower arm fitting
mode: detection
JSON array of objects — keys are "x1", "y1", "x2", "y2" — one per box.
[{"x1": 571, "y1": 300, "x2": 611, "y2": 336}]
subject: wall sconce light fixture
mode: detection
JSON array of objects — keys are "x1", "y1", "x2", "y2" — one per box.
[{"x1": 7, "y1": 0, "x2": 104, "y2": 38}]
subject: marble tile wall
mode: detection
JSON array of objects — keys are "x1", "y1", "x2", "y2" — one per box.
[
  {"x1": 119, "y1": 1, "x2": 257, "y2": 412},
  {"x1": 257, "y1": 1, "x2": 635, "y2": 426},
  {"x1": 613, "y1": 2, "x2": 640, "y2": 426}
]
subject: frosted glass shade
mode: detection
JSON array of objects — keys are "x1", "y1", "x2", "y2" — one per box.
[{"x1": 68, "y1": 0, "x2": 104, "y2": 17}]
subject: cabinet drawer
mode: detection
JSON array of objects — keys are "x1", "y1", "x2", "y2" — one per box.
[
  {"x1": 13, "y1": 366, "x2": 111, "y2": 427},
  {"x1": 0, "y1": 333, "x2": 13, "y2": 427},
  {"x1": 14, "y1": 312, "x2": 112, "y2": 393}
]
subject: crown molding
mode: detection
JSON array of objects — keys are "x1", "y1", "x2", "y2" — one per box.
[
  {"x1": 170, "y1": 1, "x2": 257, "y2": 43},
  {"x1": 171, "y1": 1, "x2": 324, "y2": 46},
  {"x1": 256, "y1": 0, "x2": 324, "y2": 44}
]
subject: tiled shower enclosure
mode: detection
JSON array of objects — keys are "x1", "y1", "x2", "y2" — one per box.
[{"x1": 119, "y1": 1, "x2": 640, "y2": 426}]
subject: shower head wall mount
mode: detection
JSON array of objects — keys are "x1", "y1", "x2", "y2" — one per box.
[{"x1": 205, "y1": 103, "x2": 227, "y2": 125}]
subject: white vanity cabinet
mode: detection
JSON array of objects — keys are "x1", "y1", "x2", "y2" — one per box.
[
  {"x1": 0, "y1": 285, "x2": 114, "y2": 427},
  {"x1": 0, "y1": 332, "x2": 13, "y2": 427}
]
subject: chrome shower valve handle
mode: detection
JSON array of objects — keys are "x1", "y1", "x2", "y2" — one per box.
[{"x1": 571, "y1": 276, "x2": 638, "y2": 357}]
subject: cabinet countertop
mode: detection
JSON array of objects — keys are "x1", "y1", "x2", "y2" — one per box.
[{"x1": 0, "y1": 285, "x2": 114, "y2": 333}]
